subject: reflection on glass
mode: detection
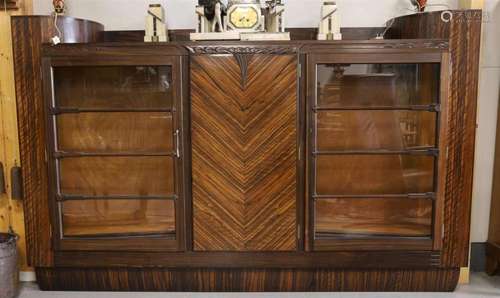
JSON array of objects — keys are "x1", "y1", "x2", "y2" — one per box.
[
  {"x1": 317, "y1": 64, "x2": 440, "y2": 108},
  {"x1": 57, "y1": 112, "x2": 173, "y2": 153},
  {"x1": 62, "y1": 199, "x2": 175, "y2": 237},
  {"x1": 59, "y1": 156, "x2": 174, "y2": 197},
  {"x1": 315, "y1": 198, "x2": 432, "y2": 237},
  {"x1": 317, "y1": 111, "x2": 437, "y2": 151},
  {"x1": 54, "y1": 66, "x2": 173, "y2": 109},
  {"x1": 316, "y1": 155, "x2": 435, "y2": 195}
]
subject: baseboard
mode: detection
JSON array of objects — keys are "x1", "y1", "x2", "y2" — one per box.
[
  {"x1": 20, "y1": 271, "x2": 36, "y2": 282},
  {"x1": 35, "y1": 267, "x2": 460, "y2": 292},
  {"x1": 458, "y1": 267, "x2": 470, "y2": 284},
  {"x1": 470, "y1": 242, "x2": 486, "y2": 272}
]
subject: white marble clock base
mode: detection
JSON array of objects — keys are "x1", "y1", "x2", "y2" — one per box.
[
  {"x1": 190, "y1": 31, "x2": 290, "y2": 41},
  {"x1": 190, "y1": 31, "x2": 241, "y2": 41},
  {"x1": 240, "y1": 32, "x2": 290, "y2": 41}
]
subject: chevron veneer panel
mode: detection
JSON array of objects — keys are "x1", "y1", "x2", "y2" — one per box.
[{"x1": 191, "y1": 54, "x2": 298, "y2": 251}]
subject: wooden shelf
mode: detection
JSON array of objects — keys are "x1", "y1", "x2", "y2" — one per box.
[
  {"x1": 51, "y1": 107, "x2": 174, "y2": 114},
  {"x1": 57, "y1": 194, "x2": 177, "y2": 201},
  {"x1": 54, "y1": 151, "x2": 175, "y2": 158},
  {"x1": 62, "y1": 220, "x2": 176, "y2": 238},
  {"x1": 313, "y1": 148, "x2": 439, "y2": 156},
  {"x1": 313, "y1": 193, "x2": 436, "y2": 200},
  {"x1": 315, "y1": 197, "x2": 433, "y2": 238},
  {"x1": 314, "y1": 104, "x2": 440, "y2": 112}
]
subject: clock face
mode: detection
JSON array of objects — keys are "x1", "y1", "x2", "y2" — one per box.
[{"x1": 229, "y1": 6, "x2": 259, "y2": 29}]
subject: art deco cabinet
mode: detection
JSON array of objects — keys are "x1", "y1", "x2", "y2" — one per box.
[
  {"x1": 12, "y1": 10, "x2": 482, "y2": 292},
  {"x1": 487, "y1": 94, "x2": 500, "y2": 275}
]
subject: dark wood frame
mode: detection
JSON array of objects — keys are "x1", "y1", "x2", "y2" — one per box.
[
  {"x1": 486, "y1": 93, "x2": 500, "y2": 275},
  {"x1": 11, "y1": 15, "x2": 105, "y2": 267},
  {"x1": 388, "y1": 10, "x2": 483, "y2": 268},
  {"x1": 36, "y1": 41, "x2": 449, "y2": 269},
  {"x1": 41, "y1": 54, "x2": 188, "y2": 252},
  {"x1": 306, "y1": 51, "x2": 450, "y2": 252}
]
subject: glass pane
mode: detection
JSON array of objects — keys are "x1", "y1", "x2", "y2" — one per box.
[
  {"x1": 317, "y1": 111, "x2": 436, "y2": 151},
  {"x1": 315, "y1": 198, "x2": 432, "y2": 237},
  {"x1": 316, "y1": 155, "x2": 435, "y2": 195},
  {"x1": 53, "y1": 66, "x2": 173, "y2": 109},
  {"x1": 62, "y1": 199, "x2": 175, "y2": 237},
  {"x1": 317, "y1": 64, "x2": 440, "y2": 108},
  {"x1": 59, "y1": 157, "x2": 174, "y2": 196},
  {"x1": 57, "y1": 112, "x2": 173, "y2": 153}
]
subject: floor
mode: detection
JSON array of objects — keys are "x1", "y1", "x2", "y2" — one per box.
[{"x1": 17, "y1": 273, "x2": 500, "y2": 298}]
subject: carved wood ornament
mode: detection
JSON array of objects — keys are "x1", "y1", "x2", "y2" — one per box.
[
  {"x1": 186, "y1": 46, "x2": 298, "y2": 89},
  {"x1": 186, "y1": 45, "x2": 298, "y2": 55},
  {"x1": 234, "y1": 54, "x2": 253, "y2": 89}
]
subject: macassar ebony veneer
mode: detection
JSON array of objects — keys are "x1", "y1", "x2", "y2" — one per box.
[
  {"x1": 11, "y1": 15, "x2": 104, "y2": 267},
  {"x1": 487, "y1": 93, "x2": 500, "y2": 275},
  {"x1": 12, "y1": 10, "x2": 482, "y2": 292}
]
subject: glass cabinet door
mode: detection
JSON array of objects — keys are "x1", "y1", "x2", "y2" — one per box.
[
  {"x1": 310, "y1": 61, "x2": 445, "y2": 251},
  {"x1": 46, "y1": 61, "x2": 184, "y2": 251}
]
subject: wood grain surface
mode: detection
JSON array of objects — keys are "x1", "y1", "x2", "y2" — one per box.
[
  {"x1": 61, "y1": 199, "x2": 175, "y2": 237},
  {"x1": 191, "y1": 54, "x2": 298, "y2": 251},
  {"x1": 35, "y1": 267, "x2": 460, "y2": 292},
  {"x1": 316, "y1": 155, "x2": 435, "y2": 195},
  {"x1": 389, "y1": 9, "x2": 483, "y2": 268},
  {"x1": 317, "y1": 110, "x2": 437, "y2": 150},
  {"x1": 56, "y1": 112, "x2": 174, "y2": 153},
  {"x1": 0, "y1": 13, "x2": 28, "y2": 270},
  {"x1": 315, "y1": 198, "x2": 433, "y2": 237},
  {"x1": 488, "y1": 94, "x2": 500, "y2": 275},
  {"x1": 11, "y1": 16, "x2": 103, "y2": 267},
  {"x1": 26, "y1": 21, "x2": 474, "y2": 291},
  {"x1": 59, "y1": 156, "x2": 174, "y2": 197}
]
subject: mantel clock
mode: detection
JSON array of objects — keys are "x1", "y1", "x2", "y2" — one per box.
[{"x1": 227, "y1": 0, "x2": 264, "y2": 32}]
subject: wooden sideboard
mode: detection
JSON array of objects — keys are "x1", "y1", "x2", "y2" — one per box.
[
  {"x1": 487, "y1": 94, "x2": 500, "y2": 275},
  {"x1": 12, "y1": 10, "x2": 482, "y2": 292}
]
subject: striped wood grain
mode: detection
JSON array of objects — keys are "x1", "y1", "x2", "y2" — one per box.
[
  {"x1": 389, "y1": 9, "x2": 482, "y2": 267},
  {"x1": 191, "y1": 54, "x2": 298, "y2": 251}
]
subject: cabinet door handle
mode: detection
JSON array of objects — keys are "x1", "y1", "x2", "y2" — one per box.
[
  {"x1": 0, "y1": 162, "x2": 5, "y2": 194},
  {"x1": 175, "y1": 129, "x2": 181, "y2": 158},
  {"x1": 10, "y1": 166, "x2": 23, "y2": 200}
]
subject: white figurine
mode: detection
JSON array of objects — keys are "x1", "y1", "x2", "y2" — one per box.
[
  {"x1": 264, "y1": 0, "x2": 285, "y2": 33},
  {"x1": 192, "y1": 0, "x2": 240, "y2": 40},
  {"x1": 318, "y1": 1, "x2": 342, "y2": 40},
  {"x1": 212, "y1": 1, "x2": 225, "y2": 32},
  {"x1": 240, "y1": 0, "x2": 289, "y2": 41},
  {"x1": 144, "y1": 4, "x2": 169, "y2": 42},
  {"x1": 195, "y1": 0, "x2": 227, "y2": 33}
]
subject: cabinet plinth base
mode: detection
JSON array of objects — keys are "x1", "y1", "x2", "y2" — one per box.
[{"x1": 35, "y1": 268, "x2": 460, "y2": 292}]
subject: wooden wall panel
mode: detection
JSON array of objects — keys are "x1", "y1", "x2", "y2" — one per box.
[
  {"x1": 0, "y1": 0, "x2": 33, "y2": 272},
  {"x1": 191, "y1": 54, "x2": 298, "y2": 251},
  {"x1": 11, "y1": 16, "x2": 104, "y2": 267},
  {"x1": 0, "y1": 13, "x2": 27, "y2": 270},
  {"x1": 389, "y1": 10, "x2": 482, "y2": 268}
]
